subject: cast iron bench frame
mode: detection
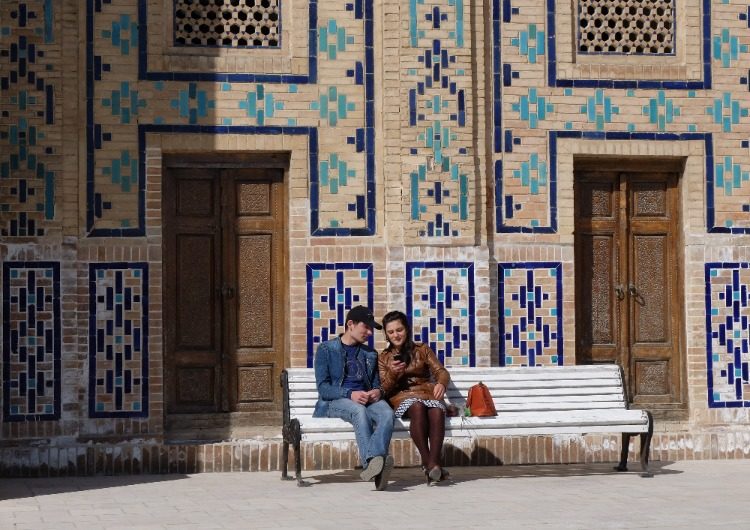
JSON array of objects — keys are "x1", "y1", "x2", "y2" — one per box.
[{"x1": 280, "y1": 364, "x2": 653, "y2": 485}]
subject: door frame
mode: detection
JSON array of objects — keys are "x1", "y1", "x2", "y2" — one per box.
[
  {"x1": 161, "y1": 152, "x2": 290, "y2": 432},
  {"x1": 573, "y1": 157, "x2": 688, "y2": 418}
]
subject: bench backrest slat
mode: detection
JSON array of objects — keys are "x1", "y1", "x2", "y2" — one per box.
[{"x1": 284, "y1": 365, "x2": 629, "y2": 420}]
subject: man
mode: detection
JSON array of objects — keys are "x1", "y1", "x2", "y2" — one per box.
[{"x1": 313, "y1": 305, "x2": 395, "y2": 490}]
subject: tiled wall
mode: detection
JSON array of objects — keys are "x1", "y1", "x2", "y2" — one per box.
[
  {"x1": 88, "y1": 263, "x2": 149, "y2": 418},
  {"x1": 2, "y1": 262, "x2": 60, "y2": 421},
  {"x1": 3, "y1": 0, "x2": 750, "y2": 445},
  {"x1": 0, "y1": 0, "x2": 58, "y2": 237},
  {"x1": 498, "y1": 262, "x2": 563, "y2": 367},
  {"x1": 406, "y1": 261, "x2": 476, "y2": 367},
  {"x1": 306, "y1": 263, "x2": 374, "y2": 366},
  {"x1": 705, "y1": 262, "x2": 750, "y2": 408}
]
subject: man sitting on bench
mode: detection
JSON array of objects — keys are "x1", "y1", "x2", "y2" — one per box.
[{"x1": 313, "y1": 305, "x2": 395, "y2": 490}]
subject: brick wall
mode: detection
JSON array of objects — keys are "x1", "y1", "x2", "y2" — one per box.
[{"x1": 2, "y1": 0, "x2": 750, "y2": 462}]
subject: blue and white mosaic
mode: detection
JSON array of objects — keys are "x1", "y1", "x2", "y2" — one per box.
[
  {"x1": 406, "y1": 0, "x2": 471, "y2": 238},
  {"x1": 2, "y1": 262, "x2": 61, "y2": 421},
  {"x1": 0, "y1": 0, "x2": 57, "y2": 237},
  {"x1": 705, "y1": 263, "x2": 750, "y2": 407},
  {"x1": 498, "y1": 262, "x2": 563, "y2": 367},
  {"x1": 494, "y1": 0, "x2": 750, "y2": 233},
  {"x1": 405, "y1": 262, "x2": 475, "y2": 367},
  {"x1": 306, "y1": 263, "x2": 374, "y2": 367},
  {"x1": 89, "y1": 263, "x2": 149, "y2": 417},
  {"x1": 86, "y1": 0, "x2": 376, "y2": 236}
]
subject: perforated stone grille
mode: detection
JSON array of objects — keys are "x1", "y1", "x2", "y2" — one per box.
[
  {"x1": 578, "y1": 0, "x2": 674, "y2": 54},
  {"x1": 174, "y1": 0, "x2": 280, "y2": 48}
]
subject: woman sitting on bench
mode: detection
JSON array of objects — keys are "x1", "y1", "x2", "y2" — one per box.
[{"x1": 378, "y1": 311, "x2": 451, "y2": 485}]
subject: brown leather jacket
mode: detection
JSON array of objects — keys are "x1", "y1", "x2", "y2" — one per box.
[{"x1": 378, "y1": 343, "x2": 450, "y2": 409}]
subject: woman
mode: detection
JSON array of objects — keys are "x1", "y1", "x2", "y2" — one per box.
[{"x1": 378, "y1": 311, "x2": 451, "y2": 484}]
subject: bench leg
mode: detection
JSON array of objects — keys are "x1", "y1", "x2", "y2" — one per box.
[
  {"x1": 294, "y1": 438, "x2": 304, "y2": 486},
  {"x1": 286, "y1": 418, "x2": 307, "y2": 487},
  {"x1": 282, "y1": 419, "x2": 307, "y2": 485},
  {"x1": 639, "y1": 411, "x2": 654, "y2": 478},
  {"x1": 281, "y1": 440, "x2": 291, "y2": 481},
  {"x1": 615, "y1": 433, "x2": 631, "y2": 472}
]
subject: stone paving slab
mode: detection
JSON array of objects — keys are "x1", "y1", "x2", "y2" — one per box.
[{"x1": 1, "y1": 460, "x2": 747, "y2": 529}]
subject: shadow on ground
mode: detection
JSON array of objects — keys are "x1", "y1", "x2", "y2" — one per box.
[
  {"x1": 302, "y1": 461, "x2": 682, "y2": 491},
  {"x1": 0, "y1": 474, "x2": 190, "y2": 502}
]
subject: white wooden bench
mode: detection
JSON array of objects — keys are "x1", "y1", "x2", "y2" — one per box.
[{"x1": 280, "y1": 364, "x2": 653, "y2": 485}]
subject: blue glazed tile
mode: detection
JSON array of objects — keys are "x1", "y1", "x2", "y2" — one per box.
[{"x1": 306, "y1": 263, "x2": 374, "y2": 366}]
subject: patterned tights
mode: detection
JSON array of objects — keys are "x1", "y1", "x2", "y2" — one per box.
[{"x1": 407, "y1": 401, "x2": 446, "y2": 469}]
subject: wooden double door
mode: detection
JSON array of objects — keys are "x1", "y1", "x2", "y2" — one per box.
[
  {"x1": 164, "y1": 163, "x2": 286, "y2": 426},
  {"x1": 574, "y1": 162, "x2": 684, "y2": 415}
]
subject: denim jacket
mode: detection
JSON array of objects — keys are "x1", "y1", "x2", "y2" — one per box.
[{"x1": 313, "y1": 337, "x2": 382, "y2": 417}]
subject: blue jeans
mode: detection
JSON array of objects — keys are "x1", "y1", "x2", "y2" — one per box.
[{"x1": 326, "y1": 398, "x2": 394, "y2": 468}]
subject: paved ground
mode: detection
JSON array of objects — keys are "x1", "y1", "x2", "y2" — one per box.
[{"x1": 1, "y1": 460, "x2": 747, "y2": 529}]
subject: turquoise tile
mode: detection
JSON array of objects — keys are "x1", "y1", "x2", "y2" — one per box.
[
  {"x1": 409, "y1": 0, "x2": 418, "y2": 46},
  {"x1": 410, "y1": 172, "x2": 420, "y2": 219},
  {"x1": 713, "y1": 35, "x2": 722, "y2": 61},
  {"x1": 320, "y1": 160, "x2": 329, "y2": 186},
  {"x1": 318, "y1": 26, "x2": 327, "y2": 56},
  {"x1": 455, "y1": 0, "x2": 464, "y2": 47},
  {"x1": 338, "y1": 160, "x2": 347, "y2": 186},
  {"x1": 460, "y1": 174, "x2": 468, "y2": 220}
]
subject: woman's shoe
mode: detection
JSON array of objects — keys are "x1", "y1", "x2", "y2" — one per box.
[{"x1": 426, "y1": 466, "x2": 449, "y2": 485}]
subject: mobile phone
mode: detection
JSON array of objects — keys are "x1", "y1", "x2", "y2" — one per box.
[{"x1": 394, "y1": 352, "x2": 409, "y2": 364}]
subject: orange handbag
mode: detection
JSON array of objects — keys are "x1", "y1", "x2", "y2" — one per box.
[{"x1": 466, "y1": 382, "x2": 497, "y2": 417}]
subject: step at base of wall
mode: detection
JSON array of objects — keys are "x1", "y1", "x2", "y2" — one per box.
[{"x1": 1, "y1": 432, "x2": 748, "y2": 477}]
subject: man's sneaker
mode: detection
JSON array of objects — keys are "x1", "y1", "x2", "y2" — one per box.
[
  {"x1": 359, "y1": 455, "x2": 384, "y2": 482},
  {"x1": 375, "y1": 455, "x2": 394, "y2": 491}
]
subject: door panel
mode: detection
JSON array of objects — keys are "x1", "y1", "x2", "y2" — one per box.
[
  {"x1": 632, "y1": 234, "x2": 668, "y2": 343},
  {"x1": 225, "y1": 169, "x2": 284, "y2": 419},
  {"x1": 176, "y1": 234, "x2": 217, "y2": 349},
  {"x1": 631, "y1": 181, "x2": 667, "y2": 217},
  {"x1": 165, "y1": 164, "x2": 285, "y2": 425},
  {"x1": 575, "y1": 165, "x2": 683, "y2": 414},
  {"x1": 575, "y1": 172, "x2": 621, "y2": 365},
  {"x1": 165, "y1": 169, "x2": 223, "y2": 413},
  {"x1": 589, "y1": 235, "x2": 617, "y2": 348},
  {"x1": 627, "y1": 174, "x2": 680, "y2": 406},
  {"x1": 237, "y1": 234, "x2": 273, "y2": 347}
]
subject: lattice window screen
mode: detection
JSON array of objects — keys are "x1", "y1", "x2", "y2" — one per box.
[
  {"x1": 174, "y1": 0, "x2": 280, "y2": 47},
  {"x1": 578, "y1": 0, "x2": 674, "y2": 54}
]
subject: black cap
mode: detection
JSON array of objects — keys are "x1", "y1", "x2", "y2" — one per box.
[{"x1": 345, "y1": 305, "x2": 382, "y2": 330}]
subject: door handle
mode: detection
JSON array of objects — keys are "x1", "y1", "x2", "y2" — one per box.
[
  {"x1": 628, "y1": 284, "x2": 645, "y2": 306},
  {"x1": 614, "y1": 284, "x2": 625, "y2": 300},
  {"x1": 220, "y1": 285, "x2": 235, "y2": 299}
]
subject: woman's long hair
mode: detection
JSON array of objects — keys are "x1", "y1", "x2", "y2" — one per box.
[{"x1": 381, "y1": 310, "x2": 415, "y2": 355}]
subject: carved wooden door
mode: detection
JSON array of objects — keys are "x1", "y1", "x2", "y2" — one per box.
[
  {"x1": 164, "y1": 166, "x2": 285, "y2": 423},
  {"x1": 223, "y1": 168, "x2": 285, "y2": 421},
  {"x1": 574, "y1": 164, "x2": 683, "y2": 414}
]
